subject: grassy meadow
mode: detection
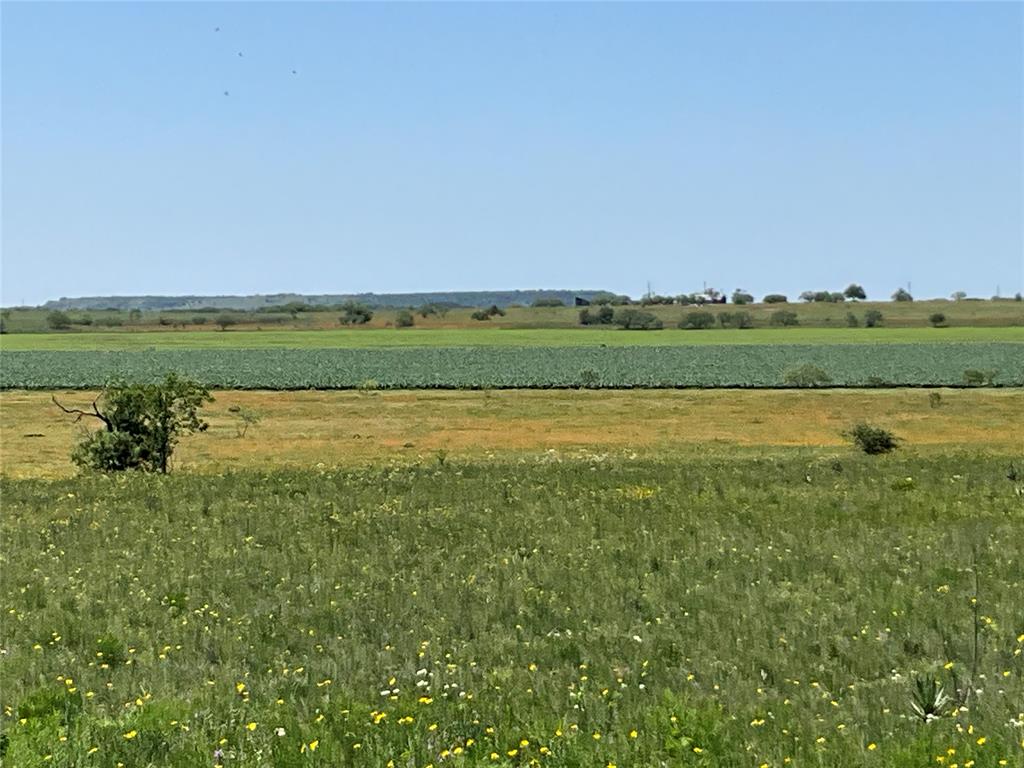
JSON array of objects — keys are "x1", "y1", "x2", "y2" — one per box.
[
  {"x1": 2, "y1": 388, "x2": 1023, "y2": 479},
  {"x1": 3, "y1": 326, "x2": 1023, "y2": 352},
  {"x1": 2, "y1": 454, "x2": 1023, "y2": 767}
]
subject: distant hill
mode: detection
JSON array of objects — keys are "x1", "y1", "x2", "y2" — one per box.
[{"x1": 42, "y1": 290, "x2": 609, "y2": 311}]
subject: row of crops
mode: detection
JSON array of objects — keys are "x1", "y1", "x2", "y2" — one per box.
[{"x1": 2, "y1": 344, "x2": 1021, "y2": 389}]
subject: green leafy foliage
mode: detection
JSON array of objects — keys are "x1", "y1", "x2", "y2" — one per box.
[
  {"x1": 339, "y1": 301, "x2": 374, "y2": 325},
  {"x1": 56, "y1": 374, "x2": 213, "y2": 473},
  {"x1": 612, "y1": 308, "x2": 663, "y2": 330},
  {"x1": 770, "y1": 310, "x2": 799, "y2": 327},
  {"x1": 844, "y1": 422, "x2": 899, "y2": 454},
  {"x1": 578, "y1": 306, "x2": 615, "y2": 325},
  {"x1": 46, "y1": 311, "x2": 72, "y2": 330},
  {"x1": 679, "y1": 311, "x2": 715, "y2": 330}
]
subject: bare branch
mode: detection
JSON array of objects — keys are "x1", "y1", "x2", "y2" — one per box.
[{"x1": 52, "y1": 395, "x2": 112, "y2": 429}]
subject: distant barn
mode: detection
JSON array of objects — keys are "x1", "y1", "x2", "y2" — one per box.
[{"x1": 575, "y1": 297, "x2": 591, "y2": 306}]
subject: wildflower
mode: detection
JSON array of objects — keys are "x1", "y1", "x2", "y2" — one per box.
[
  {"x1": 123, "y1": 730, "x2": 138, "y2": 740},
  {"x1": 868, "y1": 743, "x2": 877, "y2": 751},
  {"x1": 275, "y1": 727, "x2": 286, "y2": 737},
  {"x1": 246, "y1": 722, "x2": 257, "y2": 731}
]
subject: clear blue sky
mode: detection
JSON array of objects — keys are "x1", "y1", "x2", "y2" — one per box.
[{"x1": 2, "y1": 1, "x2": 1021, "y2": 306}]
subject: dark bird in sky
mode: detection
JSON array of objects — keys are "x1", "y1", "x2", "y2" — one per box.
[
  {"x1": 223, "y1": 90, "x2": 230, "y2": 96},
  {"x1": 237, "y1": 51, "x2": 243, "y2": 57},
  {"x1": 214, "y1": 27, "x2": 220, "y2": 32},
  {"x1": 291, "y1": 70, "x2": 298, "y2": 75}
]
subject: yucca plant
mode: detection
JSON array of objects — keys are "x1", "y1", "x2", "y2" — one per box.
[{"x1": 910, "y1": 677, "x2": 951, "y2": 722}]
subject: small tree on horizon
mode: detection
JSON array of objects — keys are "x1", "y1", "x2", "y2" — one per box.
[
  {"x1": 892, "y1": 288, "x2": 913, "y2": 302},
  {"x1": 339, "y1": 301, "x2": 374, "y2": 325},
  {"x1": 47, "y1": 310, "x2": 73, "y2": 330},
  {"x1": 843, "y1": 283, "x2": 867, "y2": 300},
  {"x1": 215, "y1": 314, "x2": 238, "y2": 331}
]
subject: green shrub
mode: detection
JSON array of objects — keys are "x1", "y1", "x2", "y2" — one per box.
[
  {"x1": 55, "y1": 374, "x2": 212, "y2": 473},
  {"x1": 892, "y1": 288, "x2": 913, "y2": 302},
  {"x1": 844, "y1": 423, "x2": 899, "y2": 454},
  {"x1": 769, "y1": 310, "x2": 799, "y2": 327},
  {"x1": 46, "y1": 311, "x2": 72, "y2": 330},
  {"x1": 395, "y1": 310, "x2": 415, "y2": 328},
  {"x1": 863, "y1": 309, "x2": 884, "y2": 328},
  {"x1": 730, "y1": 290, "x2": 754, "y2": 305},
  {"x1": 215, "y1": 314, "x2": 238, "y2": 331},
  {"x1": 339, "y1": 301, "x2": 374, "y2": 325},
  {"x1": 763, "y1": 294, "x2": 788, "y2": 303},
  {"x1": 531, "y1": 298, "x2": 565, "y2": 307},
  {"x1": 579, "y1": 305, "x2": 614, "y2": 326},
  {"x1": 929, "y1": 312, "x2": 947, "y2": 327},
  {"x1": 718, "y1": 311, "x2": 752, "y2": 329},
  {"x1": 192, "y1": 316, "x2": 208, "y2": 325},
  {"x1": 783, "y1": 364, "x2": 832, "y2": 387},
  {"x1": 680, "y1": 311, "x2": 715, "y2": 330},
  {"x1": 614, "y1": 308, "x2": 663, "y2": 330},
  {"x1": 845, "y1": 312, "x2": 860, "y2": 328}
]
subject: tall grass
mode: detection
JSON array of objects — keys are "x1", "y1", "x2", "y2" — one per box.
[{"x1": 2, "y1": 453, "x2": 1021, "y2": 766}]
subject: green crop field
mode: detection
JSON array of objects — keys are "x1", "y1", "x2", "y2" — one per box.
[
  {"x1": 2, "y1": 454, "x2": 1022, "y2": 767},
  {"x1": 2, "y1": 326, "x2": 1023, "y2": 351},
  {"x1": 2, "y1": 343, "x2": 1022, "y2": 390}
]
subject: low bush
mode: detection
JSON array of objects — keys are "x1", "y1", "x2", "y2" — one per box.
[
  {"x1": 613, "y1": 308, "x2": 663, "y2": 330},
  {"x1": 844, "y1": 423, "x2": 899, "y2": 454},
  {"x1": 680, "y1": 311, "x2": 715, "y2": 330},
  {"x1": 579, "y1": 306, "x2": 615, "y2": 326},
  {"x1": 770, "y1": 310, "x2": 799, "y2": 327},
  {"x1": 783, "y1": 364, "x2": 832, "y2": 387}
]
